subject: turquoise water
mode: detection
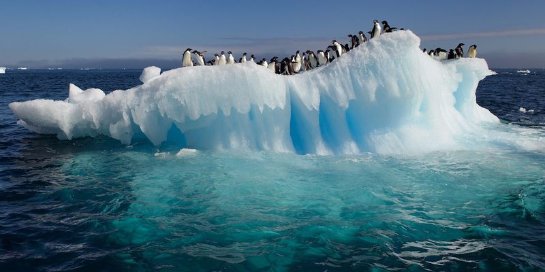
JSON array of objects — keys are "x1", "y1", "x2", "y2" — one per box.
[{"x1": 1, "y1": 70, "x2": 545, "y2": 271}]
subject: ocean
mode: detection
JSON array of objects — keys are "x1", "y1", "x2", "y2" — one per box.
[{"x1": 1, "y1": 69, "x2": 544, "y2": 271}]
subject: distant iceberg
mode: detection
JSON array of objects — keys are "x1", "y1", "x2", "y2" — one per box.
[
  {"x1": 10, "y1": 31, "x2": 500, "y2": 155},
  {"x1": 0, "y1": 67, "x2": 5, "y2": 74}
]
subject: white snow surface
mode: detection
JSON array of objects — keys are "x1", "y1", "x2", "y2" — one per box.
[{"x1": 10, "y1": 31, "x2": 502, "y2": 155}]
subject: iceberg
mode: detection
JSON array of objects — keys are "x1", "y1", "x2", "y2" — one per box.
[{"x1": 9, "y1": 31, "x2": 501, "y2": 155}]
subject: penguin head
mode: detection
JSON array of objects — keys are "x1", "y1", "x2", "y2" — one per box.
[
  {"x1": 185, "y1": 48, "x2": 192, "y2": 52},
  {"x1": 251, "y1": 54, "x2": 255, "y2": 58},
  {"x1": 458, "y1": 43, "x2": 465, "y2": 47},
  {"x1": 359, "y1": 31, "x2": 364, "y2": 34},
  {"x1": 221, "y1": 51, "x2": 225, "y2": 54},
  {"x1": 382, "y1": 20, "x2": 388, "y2": 25},
  {"x1": 243, "y1": 52, "x2": 247, "y2": 56},
  {"x1": 228, "y1": 51, "x2": 232, "y2": 54},
  {"x1": 472, "y1": 44, "x2": 477, "y2": 49}
]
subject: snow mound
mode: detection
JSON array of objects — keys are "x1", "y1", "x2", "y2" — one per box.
[{"x1": 10, "y1": 31, "x2": 500, "y2": 155}]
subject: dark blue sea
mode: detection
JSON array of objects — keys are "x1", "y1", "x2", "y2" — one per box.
[{"x1": 1, "y1": 68, "x2": 544, "y2": 271}]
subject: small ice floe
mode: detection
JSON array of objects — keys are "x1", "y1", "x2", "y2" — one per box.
[
  {"x1": 517, "y1": 69, "x2": 531, "y2": 74},
  {"x1": 176, "y1": 148, "x2": 198, "y2": 157},
  {"x1": 154, "y1": 151, "x2": 169, "y2": 158},
  {"x1": 519, "y1": 107, "x2": 535, "y2": 114},
  {"x1": 0, "y1": 67, "x2": 6, "y2": 74}
]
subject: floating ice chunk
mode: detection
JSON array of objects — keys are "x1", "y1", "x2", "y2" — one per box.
[
  {"x1": 10, "y1": 31, "x2": 504, "y2": 155},
  {"x1": 139, "y1": 66, "x2": 161, "y2": 84},
  {"x1": 519, "y1": 107, "x2": 527, "y2": 113},
  {"x1": 176, "y1": 148, "x2": 198, "y2": 157}
]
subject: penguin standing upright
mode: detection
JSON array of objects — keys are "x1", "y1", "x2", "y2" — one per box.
[
  {"x1": 370, "y1": 20, "x2": 382, "y2": 39},
  {"x1": 250, "y1": 54, "x2": 255, "y2": 62},
  {"x1": 292, "y1": 51, "x2": 302, "y2": 73},
  {"x1": 300, "y1": 52, "x2": 307, "y2": 71},
  {"x1": 455, "y1": 43, "x2": 465, "y2": 58},
  {"x1": 358, "y1": 31, "x2": 368, "y2": 44},
  {"x1": 467, "y1": 45, "x2": 477, "y2": 58},
  {"x1": 268, "y1": 57, "x2": 277, "y2": 73},
  {"x1": 447, "y1": 49, "x2": 456, "y2": 60},
  {"x1": 182, "y1": 48, "x2": 193, "y2": 67},
  {"x1": 307, "y1": 50, "x2": 318, "y2": 69},
  {"x1": 192, "y1": 50, "x2": 205, "y2": 66},
  {"x1": 349, "y1": 34, "x2": 359, "y2": 48},
  {"x1": 332, "y1": 40, "x2": 343, "y2": 57},
  {"x1": 239, "y1": 52, "x2": 247, "y2": 63},
  {"x1": 317, "y1": 50, "x2": 327, "y2": 66},
  {"x1": 218, "y1": 51, "x2": 227, "y2": 65},
  {"x1": 227, "y1": 51, "x2": 235, "y2": 64},
  {"x1": 213, "y1": 54, "x2": 220, "y2": 65},
  {"x1": 260, "y1": 58, "x2": 268, "y2": 67}
]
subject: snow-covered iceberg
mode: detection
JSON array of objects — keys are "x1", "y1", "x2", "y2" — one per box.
[{"x1": 9, "y1": 31, "x2": 500, "y2": 155}]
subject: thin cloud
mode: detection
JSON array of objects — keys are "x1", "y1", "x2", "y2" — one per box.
[{"x1": 421, "y1": 28, "x2": 545, "y2": 41}]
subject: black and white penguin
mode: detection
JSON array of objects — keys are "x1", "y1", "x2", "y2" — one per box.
[
  {"x1": 268, "y1": 57, "x2": 278, "y2": 73},
  {"x1": 332, "y1": 40, "x2": 343, "y2": 57},
  {"x1": 358, "y1": 31, "x2": 368, "y2": 44},
  {"x1": 239, "y1": 52, "x2": 247, "y2": 63},
  {"x1": 182, "y1": 48, "x2": 193, "y2": 67},
  {"x1": 227, "y1": 51, "x2": 235, "y2": 64},
  {"x1": 218, "y1": 51, "x2": 227, "y2": 65},
  {"x1": 348, "y1": 34, "x2": 358, "y2": 49},
  {"x1": 325, "y1": 49, "x2": 335, "y2": 62},
  {"x1": 292, "y1": 51, "x2": 302, "y2": 73},
  {"x1": 213, "y1": 54, "x2": 220, "y2": 65},
  {"x1": 192, "y1": 50, "x2": 206, "y2": 66},
  {"x1": 434, "y1": 48, "x2": 448, "y2": 60},
  {"x1": 307, "y1": 50, "x2": 318, "y2": 69},
  {"x1": 382, "y1": 20, "x2": 397, "y2": 33},
  {"x1": 370, "y1": 20, "x2": 382, "y2": 39},
  {"x1": 455, "y1": 43, "x2": 465, "y2": 58},
  {"x1": 344, "y1": 43, "x2": 350, "y2": 53},
  {"x1": 467, "y1": 44, "x2": 477, "y2": 58},
  {"x1": 300, "y1": 52, "x2": 307, "y2": 72},
  {"x1": 259, "y1": 58, "x2": 268, "y2": 67},
  {"x1": 250, "y1": 54, "x2": 255, "y2": 63},
  {"x1": 428, "y1": 49, "x2": 434, "y2": 56},
  {"x1": 447, "y1": 49, "x2": 456, "y2": 60},
  {"x1": 280, "y1": 57, "x2": 293, "y2": 75},
  {"x1": 316, "y1": 50, "x2": 327, "y2": 66}
]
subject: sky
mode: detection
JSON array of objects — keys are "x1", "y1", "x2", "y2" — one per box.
[{"x1": 1, "y1": 0, "x2": 545, "y2": 69}]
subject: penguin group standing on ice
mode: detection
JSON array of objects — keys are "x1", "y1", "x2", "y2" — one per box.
[
  {"x1": 182, "y1": 20, "x2": 477, "y2": 74},
  {"x1": 423, "y1": 43, "x2": 478, "y2": 60}
]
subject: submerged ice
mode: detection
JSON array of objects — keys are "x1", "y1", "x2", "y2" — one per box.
[{"x1": 10, "y1": 31, "x2": 504, "y2": 155}]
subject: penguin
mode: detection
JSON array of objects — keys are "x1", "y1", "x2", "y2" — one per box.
[
  {"x1": 382, "y1": 21, "x2": 397, "y2": 33},
  {"x1": 435, "y1": 48, "x2": 448, "y2": 61},
  {"x1": 292, "y1": 51, "x2": 302, "y2": 73},
  {"x1": 182, "y1": 48, "x2": 193, "y2": 67},
  {"x1": 300, "y1": 52, "x2": 307, "y2": 72},
  {"x1": 332, "y1": 40, "x2": 343, "y2": 57},
  {"x1": 260, "y1": 58, "x2": 268, "y2": 67},
  {"x1": 317, "y1": 50, "x2": 327, "y2": 66},
  {"x1": 467, "y1": 44, "x2": 477, "y2": 58},
  {"x1": 239, "y1": 52, "x2": 247, "y2": 63},
  {"x1": 218, "y1": 51, "x2": 227, "y2": 65},
  {"x1": 447, "y1": 49, "x2": 456, "y2": 60},
  {"x1": 250, "y1": 54, "x2": 255, "y2": 62},
  {"x1": 227, "y1": 51, "x2": 235, "y2": 64},
  {"x1": 358, "y1": 31, "x2": 368, "y2": 44},
  {"x1": 370, "y1": 20, "x2": 382, "y2": 39},
  {"x1": 325, "y1": 49, "x2": 335, "y2": 62},
  {"x1": 192, "y1": 50, "x2": 206, "y2": 66},
  {"x1": 428, "y1": 49, "x2": 435, "y2": 56},
  {"x1": 422, "y1": 48, "x2": 427, "y2": 54},
  {"x1": 455, "y1": 43, "x2": 465, "y2": 58},
  {"x1": 268, "y1": 57, "x2": 278, "y2": 73},
  {"x1": 344, "y1": 43, "x2": 350, "y2": 53},
  {"x1": 307, "y1": 50, "x2": 318, "y2": 69},
  {"x1": 280, "y1": 58, "x2": 290, "y2": 75},
  {"x1": 213, "y1": 54, "x2": 220, "y2": 65}
]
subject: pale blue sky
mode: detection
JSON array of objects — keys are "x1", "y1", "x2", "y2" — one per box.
[{"x1": 1, "y1": 0, "x2": 544, "y2": 68}]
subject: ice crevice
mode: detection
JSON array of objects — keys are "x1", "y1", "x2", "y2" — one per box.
[{"x1": 9, "y1": 30, "x2": 500, "y2": 155}]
